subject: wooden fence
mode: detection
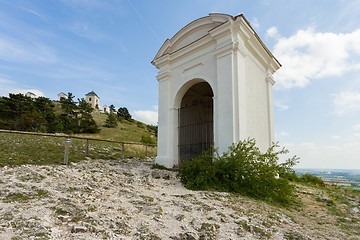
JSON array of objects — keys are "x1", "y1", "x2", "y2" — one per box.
[{"x1": 0, "y1": 129, "x2": 157, "y2": 164}]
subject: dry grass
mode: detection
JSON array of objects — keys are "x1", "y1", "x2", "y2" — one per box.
[{"x1": 0, "y1": 113, "x2": 157, "y2": 166}]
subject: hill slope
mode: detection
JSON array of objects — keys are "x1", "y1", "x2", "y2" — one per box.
[
  {"x1": 0, "y1": 159, "x2": 359, "y2": 239},
  {"x1": 0, "y1": 113, "x2": 157, "y2": 165},
  {"x1": 84, "y1": 112, "x2": 157, "y2": 143}
]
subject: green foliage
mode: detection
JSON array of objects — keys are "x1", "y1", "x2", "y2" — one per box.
[
  {"x1": 140, "y1": 135, "x2": 155, "y2": 145},
  {"x1": 147, "y1": 124, "x2": 158, "y2": 137},
  {"x1": 117, "y1": 107, "x2": 131, "y2": 120},
  {"x1": 282, "y1": 171, "x2": 325, "y2": 187},
  {"x1": 136, "y1": 121, "x2": 145, "y2": 128},
  {"x1": 104, "y1": 113, "x2": 118, "y2": 128},
  {"x1": 151, "y1": 163, "x2": 175, "y2": 171},
  {"x1": 300, "y1": 174, "x2": 325, "y2": 186},
  {"x1": 109, "y1": 104, "x2": 116, "y2": 113},
  {"x1": 178, "y1": 138, "x2": 298, "y2": 204},
  {"x1": 0, "y1": 94, "x2": 61, "y2": 132},
  {"x1": 0, "y1": 92, "x2": 99, "y2": 134},
  {"x1": 78, "y1": 98, "x2": 99, "y2": 133},
  {"x1": 59, "y1": 93, "x2": 79, "y2": 133}
]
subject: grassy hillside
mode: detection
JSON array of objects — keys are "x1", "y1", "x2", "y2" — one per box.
[
  {"x1": 0, "y1": 112, "x2": 157, "y2": 165},
  {"x1": 83, "y1": 112, "x2": 157, "y2": 143}
]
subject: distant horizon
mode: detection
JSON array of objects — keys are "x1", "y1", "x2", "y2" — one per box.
[{"x1": 294, "y1": 168, "x2": 360, "y2": 172}]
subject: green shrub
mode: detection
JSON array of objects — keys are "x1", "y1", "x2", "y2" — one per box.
[
  {"x1": 300, "y1": 174, "x2": 325, "y2": 186},
  {"x1": 104, "y1": 113, "x2": 118, "y2": 128},
  {"x1": 282, "y1": 171, "x2": 325, "y2": 187},
  {"x1": 137, "y1": 121, "x2": 145, "y2": 128},
  {"x1": 147, "y1": 125, "x2": 158, "y2": 137},
  {"x1": 178, "y1": 138, "x2": 298, "y2": 204},
  {"x1": 281, "y1": 170, "x2": 300, "y2": 182},
  {"x1": 140, "y1": 135, "x2": 155, "y2": 145}
]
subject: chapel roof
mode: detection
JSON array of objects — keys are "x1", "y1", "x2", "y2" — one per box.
[
  {"x1": 152, "y1": 13, "x2": 280, "y2": 67},
  {"x1": 86, "y1": 91, "x2": 99, "y2": 98}
]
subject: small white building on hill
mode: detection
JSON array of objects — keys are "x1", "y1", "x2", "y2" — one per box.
[
  {"x1": 57, "y1": 92, "x2": 68, "y2": 101},
  {"x1": 103, "y1": 105, "x2": 109, "y2": 113},
  {"x1": 25, "y1": 92, "x2": 37, "y2": 99},
  {"x1": 85, "y1": 91, "x2": 101, "y2": 110}
]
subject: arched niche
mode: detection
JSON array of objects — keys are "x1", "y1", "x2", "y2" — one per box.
[{"x1": 178, "y1": 82, "x2": 214, "y2": 163}]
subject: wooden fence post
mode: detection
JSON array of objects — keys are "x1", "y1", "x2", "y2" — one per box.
[
  {"x1": 121, "y1": 143, "x2": 124, "y2": 158},
  {"x1": 85, "y1": 139, "x2": 89, "y2": 157},
  {"x1": 145, "y1": 144, "x2": 148, "y2": 159},
  {"x1": 64, "y1": 138, "x2": 71, "y2": 165}
]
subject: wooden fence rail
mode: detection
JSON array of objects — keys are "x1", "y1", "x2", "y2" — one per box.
[{"x1": 0, "y1": 129, "x2": 157, "y2": 164}]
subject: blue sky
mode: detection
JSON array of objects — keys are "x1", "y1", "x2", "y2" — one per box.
[{"x1": 1, "y1": 0, "x2": 360, "y2": 169}]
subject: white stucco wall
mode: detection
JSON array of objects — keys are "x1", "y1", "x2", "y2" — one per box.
[{"x1": 152, "y1": 13, "x2": 280, "y2": 168}]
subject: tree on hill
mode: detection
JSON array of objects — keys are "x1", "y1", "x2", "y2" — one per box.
[
  {"x1": 109, "y1": 104, "x2": 116, "y2": 113},
  {"x1": 147, "y1": 124, "x2": 158, "y2": 137},
  {"x1": 34, "y1": 97, "x2": 61, "y2": 133},
  {"x1": 0, "y1": 94, "x2": 42, "y2": 131},
  {"x1": 104, "y1": 113, "x2": 118, "y2": 128},
  {"x1": 78, "y1": 98, "x2": 100, "y2": 133},
  {"x1": 0, "y1": 94, "x2": 63, "y2": 133},
  {"x1": 0, "y1": 92, "x2": 100, "y2": 134},
  {"x1": 117, "y1": 107, "x2": 131, "y2": 120},
  {"x1": 59, "y1": 92, "x2": 79, "y2": 133}
]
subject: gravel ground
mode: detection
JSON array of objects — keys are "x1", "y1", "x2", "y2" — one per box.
[{"x1": 0, "y1": 158, "x2": 359, "y2": 239}]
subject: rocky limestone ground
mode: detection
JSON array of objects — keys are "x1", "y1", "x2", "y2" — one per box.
[{"x1": 0, "y1": 158, "x2": 359, "y2": 240}]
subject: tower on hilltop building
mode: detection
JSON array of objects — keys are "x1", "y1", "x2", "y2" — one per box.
[{"x1": 85, "y1": 91, "x2": 101, "y2": 110}]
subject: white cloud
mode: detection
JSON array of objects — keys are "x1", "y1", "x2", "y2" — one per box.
[
  {"x1": 133, "y1": 110, "x2": 158, "y2": 125},
  {"x1": 280, "y1": 141, "x2": 360, "y2": 169},
  {"x1": 269, "y1": 27, "x2": 360, "y2": 89},
  {"x1": 331, "y1": 135, "x2": 342, "y2": 140},
  {"x1": 266, "y1": 26, "x2": 279, "y2": 39},
  {"x1": 332, "y1": 91, "x2": 360, "y2": 115},
  {"x1": 353, "y1": 124, "x2": 360, "y2": 137},
  {"x1": 353, "y1": 124, "x2": 360, "y2": 132}
]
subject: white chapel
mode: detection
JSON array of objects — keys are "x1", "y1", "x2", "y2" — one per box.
[{"x1": 152, "y1": 13, "x2": 281, "y2": 168}]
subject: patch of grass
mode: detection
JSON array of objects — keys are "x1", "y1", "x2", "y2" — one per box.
[
  {"x1": 284, "y1": 230, "x2": 305, "y2": 240},
  {"x1": 236, "y1": 220, "x2": 251, "y2": 232},
  {"x1": 151, "y1": 163, "x2": 177, "y2": 171},
  {"x1": 36, "y1": 189, "x2": 49, "y2": 198},
  {"x1": 5, "y1": 193, "x2": 31, "y2": 202},
  {"x1": 0, "y1": 126, "x2": 156, "y2": 166},
  {"x1": 0, "y1": 112, "x2": 157, "y2": 166},
  {"x1": 54, "y1": 208, "x2": 68, "y2": 216}
]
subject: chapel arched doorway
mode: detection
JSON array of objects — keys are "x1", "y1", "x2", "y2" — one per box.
[{"x1": 178, "y1": 82, "x2": 214, "y2": 163}]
